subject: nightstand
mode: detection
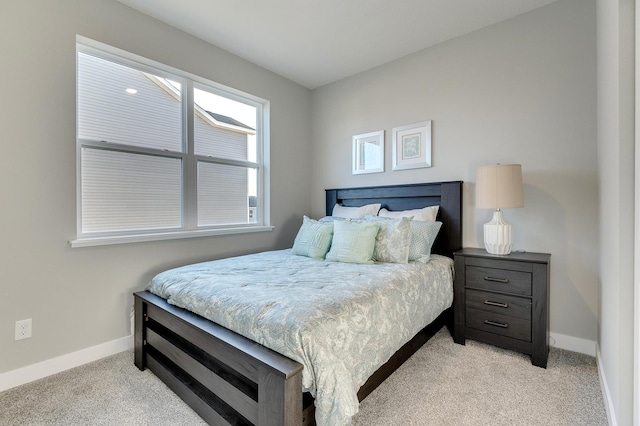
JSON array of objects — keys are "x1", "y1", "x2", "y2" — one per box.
[{"x1": 453, "y1": 248, "x2": 551, "y2": 368}]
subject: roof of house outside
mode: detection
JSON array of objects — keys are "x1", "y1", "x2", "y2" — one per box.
[
  {"x1": 144, "y1": 73, "x2": 255, "y2": 135},
  {"x1": 205, "y1": 111, "x2": 254, "y2": 131}
]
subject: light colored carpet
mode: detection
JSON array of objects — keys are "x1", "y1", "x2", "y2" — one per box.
[
  {"x1": 351, "y1": 330, "x2": 607, "y2": 426},
  {"x1": 0, "y1": 329, "x2": 607, "y2": 425}
]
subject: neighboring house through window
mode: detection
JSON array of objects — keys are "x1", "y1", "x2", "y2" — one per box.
[{"x1": 72, "y1": 37, "x2": 270, "y2": 247}]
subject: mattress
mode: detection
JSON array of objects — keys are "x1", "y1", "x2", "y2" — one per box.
[{"x1": 147, "y1": 249, "x2": 454, "y2": 425}]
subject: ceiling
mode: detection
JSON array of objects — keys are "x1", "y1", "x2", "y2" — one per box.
[{"x1": 117, "y1": 0, "x2": 558, "y2": 89}]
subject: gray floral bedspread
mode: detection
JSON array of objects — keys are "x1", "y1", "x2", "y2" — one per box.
[{"x1": 146, "y1": 250, "x2": 453, "y2": 426}]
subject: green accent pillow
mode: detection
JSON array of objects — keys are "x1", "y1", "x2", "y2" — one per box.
[
  {"x1": 409, "y1": 221, "x2": 443, "y2": 263},
  {"x1": 291, "y1": 216, "x2": 334, "y2": 259},
  {"x1": 325, "y1": 220, "x2": 380, "y2": 264}
]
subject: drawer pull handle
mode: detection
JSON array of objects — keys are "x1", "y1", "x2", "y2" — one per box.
[
  {"x1": 484, "y1": 320, "x2": 509, "y2": 328},
  {"x1": 484, "y1": 300, "x2": 508, "y2": 308},
  {"x1": 484, "y1": 276, "x2": 509, "y2": 283}
]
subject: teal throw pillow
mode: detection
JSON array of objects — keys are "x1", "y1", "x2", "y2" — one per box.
[
  {"x1": 409, "y1": 221, "x2": 443, "y2": 263},
  {"x1": 325, "y1": 220, "x2": 380, "y2": 264},
  {"x1": 291, "y1": 216, "x2": 334, "y2": 259}
]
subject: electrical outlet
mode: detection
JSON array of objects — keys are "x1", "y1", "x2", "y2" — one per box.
[{"x1": 15, "y1": 319, "x2": 32, "y2": 341}]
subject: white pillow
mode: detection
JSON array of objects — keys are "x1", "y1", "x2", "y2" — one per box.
[
  {"x1": 332, "y1": 203, "x2": 381, "y2": 219},
  {"x1": 378, "y1": 206, "x2": 439, "y2": 222}
]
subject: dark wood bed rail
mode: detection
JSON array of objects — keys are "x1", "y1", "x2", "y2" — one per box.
[{"x1": 135, "y1": 291, "x2": 303, "y2": 425}]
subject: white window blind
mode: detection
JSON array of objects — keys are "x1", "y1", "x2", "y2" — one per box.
[
  {"x1": 73, "y1": 38, "x2": 269, "y2": 247},
  {"x1": 77, "y1": 53, "x2": 182, "y2": 152},
  {"x1": 197, "y1": 162, "x2": 256, "y2": 226},
  {"x1": 81, "y1": 148, "x2": 182, "y2": 232},
  {"x1": 194, "y1": 119, "x2": 248, "y2": 160}
]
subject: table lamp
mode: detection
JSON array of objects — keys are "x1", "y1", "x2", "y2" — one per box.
[{"x1": 476, "y1": 164, "x2": 524, "y2": 255}]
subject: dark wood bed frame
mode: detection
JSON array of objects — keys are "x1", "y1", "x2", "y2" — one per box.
[{"x1": 134, "y1": 181, "x2": 462, "y2": 426}]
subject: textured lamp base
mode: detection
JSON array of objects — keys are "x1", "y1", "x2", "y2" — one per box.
[{"x1": 483, "y1": 210, "x2": 513, "y2": 255}]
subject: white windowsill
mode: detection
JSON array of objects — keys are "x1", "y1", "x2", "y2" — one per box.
[{"x1": 69, "y1": 225, "x2": 275, "y2": 248}]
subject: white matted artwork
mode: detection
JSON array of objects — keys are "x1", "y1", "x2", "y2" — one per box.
[
  {"x1": 352, "y1": 130, "x2": 384, "y2": 174},
  {"x1": 392, "y1": 120, "x2": 432, "y2": 170}
]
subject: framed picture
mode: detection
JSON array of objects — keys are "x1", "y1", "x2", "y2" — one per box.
[
  {"x1": 352, "y1": 130, "x2": 384, "y2": 174},
  {"x1": 392, "y1": 120, "x2": 432, "y2": 170}
]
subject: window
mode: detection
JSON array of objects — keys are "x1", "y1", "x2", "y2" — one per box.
[{"x1": 72, "y1": 38, "x2": 270, "y2": 247}]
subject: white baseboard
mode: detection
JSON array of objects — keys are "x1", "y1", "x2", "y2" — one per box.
[
  {"x1": 550, "y1": 331, "x2": 597, "y2": 356},
  {"x1": 0, "y1": 334, "x2": 134, "y2": 393},
  {"x1": 596, "y1": 345, "x2": 617, "y2": 426}
]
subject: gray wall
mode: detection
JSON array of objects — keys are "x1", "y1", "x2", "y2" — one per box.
[
  {"x1": 596, "y1": 0, "x2": 635, "y2": 423},
  {"x1": 0, "y1": 0, "x2": 311, "y2": 374},
  {"x1": 311, "y1": 0, "x2": 598, "y2": 343}
]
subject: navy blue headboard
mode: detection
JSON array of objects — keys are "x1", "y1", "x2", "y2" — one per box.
[{"x1": 325, "y1": 181, "x2": 462, "y2": 258}]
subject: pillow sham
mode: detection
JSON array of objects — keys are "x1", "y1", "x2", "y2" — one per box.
[
  {"x1": 378, "y1": 205, "x2": 439, "y2": 222},
  {"x1": 409, "y1": 221, "x2": 443, "y2": 263},
  {"x1": 291, "y1": 216, "x2": 334, "y2": 259},
  {"x1": 332, "y1": 203, "x2": 381, "y2": 219},
  {"x1": 325, "y1": 219, "x2": 380, "y2": 264},
  {"x1": 364, "y1": 216, "x2": 413, "y2": 264}
]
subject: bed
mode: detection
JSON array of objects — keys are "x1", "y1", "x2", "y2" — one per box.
[{"x1": 134, "y1": 181, "x2": 462, "y2": 426}]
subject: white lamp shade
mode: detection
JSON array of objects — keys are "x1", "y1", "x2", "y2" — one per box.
[{"x1": 476, "y1": 164, "x2": 524, "y2": 209}]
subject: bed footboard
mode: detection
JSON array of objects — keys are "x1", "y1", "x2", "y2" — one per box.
[{"x1": 134, "y1": 291, "x2": 304, "y2": 426}]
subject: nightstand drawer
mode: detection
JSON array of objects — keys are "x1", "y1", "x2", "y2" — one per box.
[
  {"x1": 465, "y1": 266, "x2": 532, "y2": 296},
  {"x1": 466, "y1": 289, "x2": 531, "y2": 320},
  {"x1": 466, "y1": 307, "x2": 531, "y2": 342}
]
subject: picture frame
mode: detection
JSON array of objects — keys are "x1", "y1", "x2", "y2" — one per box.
[
  {"x1": 392, "y1": 120, "x2": 432, "y2": 170},
  {"x1": 352, "y1": 130, "x2": 384, "y2": 174}
]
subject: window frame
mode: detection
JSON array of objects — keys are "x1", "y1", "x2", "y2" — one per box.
[{"x1": 71, "y1": 36, "x2": 271, "y2": 248}]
